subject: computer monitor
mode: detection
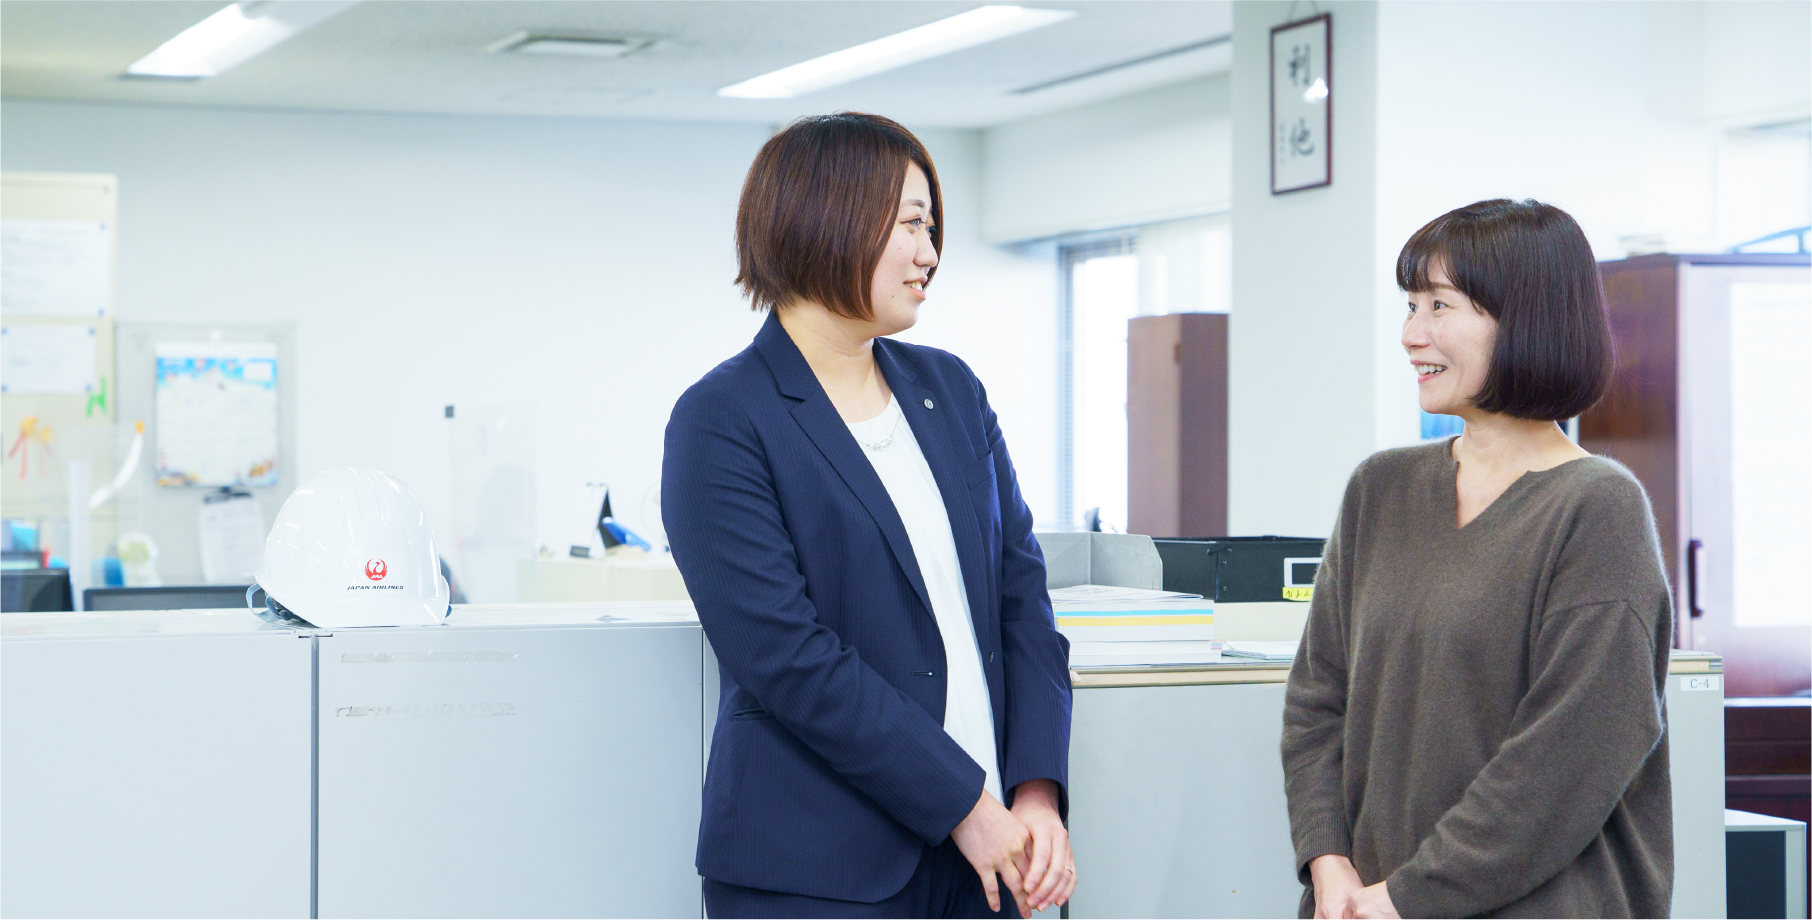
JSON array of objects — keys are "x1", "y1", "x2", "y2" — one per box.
[{"x1": 1, "y1": 569, "x2": 73, "y2": 612}]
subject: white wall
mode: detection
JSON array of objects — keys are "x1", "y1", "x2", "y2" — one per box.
[
  {"x1": 1, "y1": 101, "x2": 1058, "y2": 584},
  {"x1": 898, "y1": 129, "x2": 1060, "y2": 525},
  {"x1": 1702, "y1": 0, "x2": 1812, "y2": 124},
  {"x1": 980, "y1": 75, "x2": 1232, "y2": 244},
  {"x1": 1229, "y1": 0, "x2": 1809, "y2": 538}
]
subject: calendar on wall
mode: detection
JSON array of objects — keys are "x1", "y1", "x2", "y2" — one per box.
[{"x1": 154, "y1": 342, "x2": 279, "y2": 487}]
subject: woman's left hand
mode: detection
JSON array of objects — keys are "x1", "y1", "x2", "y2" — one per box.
[
  {"x1": 1009, "y1": 779, "x2": 1075, "y2": 913},
  {"x1": 1348, "y1": 881, "x2": 1400, "y2": 919}
]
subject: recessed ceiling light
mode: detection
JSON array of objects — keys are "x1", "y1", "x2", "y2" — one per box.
[
  {"x1": 488, "y1": 32, "x2": 655, "y2": 59},
  {"x1": 124, "y1": 1, "x2": 359, "y2": 79},
  {"x1": 718, "y1": 5, "x2": 1076, "y2": 99}
]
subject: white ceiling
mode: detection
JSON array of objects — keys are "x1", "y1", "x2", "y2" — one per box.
[{"x1": 0, "y1": 1, "x2": 1233, "y2": 129}]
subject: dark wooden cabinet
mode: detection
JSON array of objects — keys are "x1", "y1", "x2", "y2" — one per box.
[
  {"x1": 1128, "y1": 313, "x2": 1227, "y2": 538},
  {"x1": 1582, "y1": 253, "x2": 1810, "y2": 698}
]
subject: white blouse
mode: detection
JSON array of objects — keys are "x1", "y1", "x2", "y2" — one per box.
[{"x1": 846, "y1": 395, "x2": 1003, "y2": 804}]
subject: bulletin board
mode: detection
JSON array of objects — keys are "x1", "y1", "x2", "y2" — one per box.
[
  {"x1": 114, "y1": 321, "x2": 299, "y2": 584},
  {"x1": 0, "y1": 173, "x2": 119, "y2": 533}
]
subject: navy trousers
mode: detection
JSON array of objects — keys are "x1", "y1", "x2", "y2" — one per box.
[{"x1": 703, "y1": 839, "x2": 1017, "y2": 919}]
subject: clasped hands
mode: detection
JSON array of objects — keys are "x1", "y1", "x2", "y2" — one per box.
[
  {"x1": 1309, "y1": 854, "x2": 1399, "y2": 919},
  {"x1": 950, "y1": 779, "x2": 1075, "y2": 917}
]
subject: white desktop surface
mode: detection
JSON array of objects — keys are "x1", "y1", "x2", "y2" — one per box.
[{"x1": 1, "y1": 607, "x2": 304, "y2": 637}]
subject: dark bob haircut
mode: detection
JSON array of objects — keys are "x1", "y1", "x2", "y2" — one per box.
[
  {"x1": 1397, "y1": 199, "x2": 1613, "y2": 421},
  {"x1": 735, "y1": 112, "x2": 942, "y2": 319}
]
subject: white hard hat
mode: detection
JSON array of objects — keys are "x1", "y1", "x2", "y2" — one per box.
[{"x1": 253, "y1": 467, "x2": 450, "y2": 628}]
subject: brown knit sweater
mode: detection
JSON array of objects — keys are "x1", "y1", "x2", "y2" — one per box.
[{"x1": 1282, "y1": 439, "x2": 1674, "y2": 918}]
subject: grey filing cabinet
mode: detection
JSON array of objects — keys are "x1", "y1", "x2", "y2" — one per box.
[
  {"x1": 1064, "y1": 651, "x2": 1728, "y2": 918},
  {"x1": 1671, "y1": 656, "x2": 1730, "y2": 918},
  {"x1": 1, "y1": 611, "x2": 315, "y2": 919},
  {"x1": 2, "y1": 603, "x2": 708, "y2": 920},
  {"x1": 1068, "y1": 664, "x2": 1298, "y2": 917},
  {"x1": 2, "y1": 594, "x2": 1733, "y2": 919},
  {"x1": 315, "y1": 603, "x2": 704, "y2": 919}
]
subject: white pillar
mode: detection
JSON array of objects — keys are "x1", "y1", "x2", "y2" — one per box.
[{"x1": 1229, "y1": 0, "x2": 1381, "y2": 538}]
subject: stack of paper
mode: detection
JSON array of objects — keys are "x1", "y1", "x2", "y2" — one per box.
[
  {"x1": 1050, "y1": 585, "x2": 1219, "y2": 667},
  {"x1": 1223, "y1": 640, "x2": 1299, "y2": 661}
]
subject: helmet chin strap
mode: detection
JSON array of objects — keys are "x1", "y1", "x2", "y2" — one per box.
[{"x1": 246, "y1": 583, "x2": 315, "y2": 628}]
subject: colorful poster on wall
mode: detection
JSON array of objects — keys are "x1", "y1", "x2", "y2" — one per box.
[{"x1": 154, "y1": 342, "x2": 279, "y2": 487}]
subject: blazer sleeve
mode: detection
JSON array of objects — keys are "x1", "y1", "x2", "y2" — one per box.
[
  {"x1": 662, "y1": 381, "x2": 985, "y2": 846},
  {"x1": 966, "y1": 364, "x2": 1073, "y2": 813}
]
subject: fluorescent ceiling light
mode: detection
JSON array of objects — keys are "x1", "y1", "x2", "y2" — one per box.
[
  {"x1": 125, "y1": 1, "x2": 359, "y2": 79},
  {"x1": 718, "y1": 5, "x2": 1076, "y2": 99}
]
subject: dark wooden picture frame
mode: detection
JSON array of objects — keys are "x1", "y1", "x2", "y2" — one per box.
[{"x1": 1270, "y1": 13, "x2": 1332, "y2": 195}]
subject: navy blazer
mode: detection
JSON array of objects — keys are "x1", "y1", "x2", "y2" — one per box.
[{"x1": 662, "y1": 312, "x2": 1071, "y2": 903}]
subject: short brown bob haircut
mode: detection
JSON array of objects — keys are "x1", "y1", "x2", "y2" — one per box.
[
  {"x1": 735, "y1": 113, "x2": 942, "y2": 319},
  {"x1": 1397, "y1": 199, "x2": 1613, "y2": 421}
]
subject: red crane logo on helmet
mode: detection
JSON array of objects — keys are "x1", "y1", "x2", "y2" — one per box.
[{"x1": 365, "y1": 558, "x2": 388, "y2": 581}]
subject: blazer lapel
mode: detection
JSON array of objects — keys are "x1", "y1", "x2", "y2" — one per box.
[
  {"x1": 874, "y1": 341, "x2": 996, "y2": 642},
  {"x1": 753, "y1": 314, "x2": 934, "y2": 619}
]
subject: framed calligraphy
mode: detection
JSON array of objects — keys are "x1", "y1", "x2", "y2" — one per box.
[{"x1": 1270, "y1": 13, "x2": 1331, "y2": 194}]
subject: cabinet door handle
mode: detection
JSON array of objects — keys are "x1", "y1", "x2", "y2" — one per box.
[{"x1": 1686, "y1": 539, "x2": 1704, "y2": 619}]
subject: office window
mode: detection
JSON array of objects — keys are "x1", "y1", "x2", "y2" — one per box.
[
  {"x1": 1058, "y1": 237, "x2": 1136, "y2": 532},
  {"x1": 1056, "y1": 215, "x2": 1232, "y2": 532},
  {"x1": 1139, "y1": 215, "x2": 1232, "y2": 316},
  {"x1": 1730, "y1": 280, "x2": 1812, "y2": 628}
]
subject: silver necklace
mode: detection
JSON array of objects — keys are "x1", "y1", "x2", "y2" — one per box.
[{"x1": 854, "y1": 405, "x2": 902, "y2": 451}]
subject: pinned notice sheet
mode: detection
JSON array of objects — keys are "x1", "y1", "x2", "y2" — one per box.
[
  {"x1": 199, "y1": 489, "x2": 265, "y2": 584},
  {"x1": 0, "y1": 325, "x2": 98, "y2": 394},
  {"x1": 0, "y1": 220, "x2": 111, "y2": 317}
]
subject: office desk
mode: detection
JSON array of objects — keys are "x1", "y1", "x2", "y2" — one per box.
[{"x1": 1065, "y1": 651, "x2": 1726, "y2": 918}]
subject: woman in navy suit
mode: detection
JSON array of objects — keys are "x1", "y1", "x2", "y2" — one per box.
[{"x1": 662, "y1": 113, "x2": 1075, "y2": 919}]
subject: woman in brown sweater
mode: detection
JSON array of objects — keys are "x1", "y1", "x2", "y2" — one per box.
[{"x1": 1282, "y1": 199, "x2": 1674, "y2": 919}]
